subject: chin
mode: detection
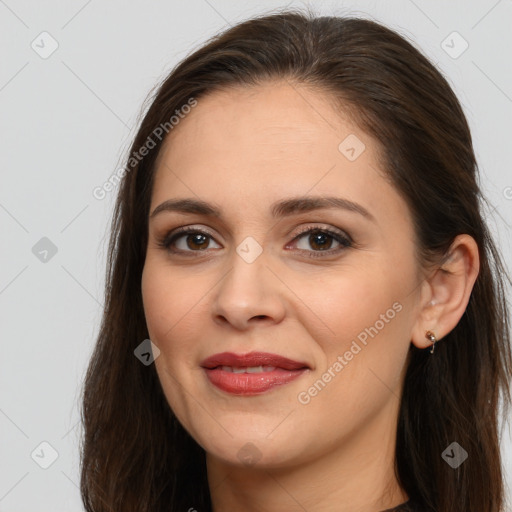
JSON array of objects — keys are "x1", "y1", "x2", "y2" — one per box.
[
  {"x1": 204, "y1": 439, "x2": 300, "y2": 469},
  {"x1": 188, "y1": 419, "x2": 312, "y2": 470}
]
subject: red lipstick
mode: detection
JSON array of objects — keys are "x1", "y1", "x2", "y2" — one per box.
[{"x1": 201, "y1": 351, "x2": 309, "y2": 395}]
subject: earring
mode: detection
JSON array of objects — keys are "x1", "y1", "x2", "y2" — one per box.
[{"x1": 425, "y1": 330, "x2": 437, "y2": 354}]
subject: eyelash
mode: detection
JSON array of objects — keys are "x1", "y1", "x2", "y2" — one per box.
[{"x1": 156, "y1": 225, "x2": 353, "y2": 259}]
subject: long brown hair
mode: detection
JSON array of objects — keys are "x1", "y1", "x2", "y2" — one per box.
[{"x1": 80, "y1": 8, "x2": 512, "y2": 511}]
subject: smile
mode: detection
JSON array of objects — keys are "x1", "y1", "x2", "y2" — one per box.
[{"x1": 201, "y1": 351, "x2": 310, "y2": 395}]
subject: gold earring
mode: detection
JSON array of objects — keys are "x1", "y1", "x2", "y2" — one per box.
[{"x1": 425, "y1": 330, "x2": 437, "y2": 354}]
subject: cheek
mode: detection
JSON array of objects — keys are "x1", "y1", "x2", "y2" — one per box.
[
  {"x1": 141, "y1": 261, "x2": 172, "y2": 342},
  {"x1": 295, "y1": 262, "x2": 413, "y2": 379},
  {"x1": 141, "y1": 257, "x2": 210, "y2": 362},
  {"x1": 141, "y1": 259, "x2": 207, "y2": 420},
  {"x1": 296, "y1": 266, "x2": 392, "y2": 339},
  {"x1": 294, "y1": 273, "x2": 411, "y2": 425}
]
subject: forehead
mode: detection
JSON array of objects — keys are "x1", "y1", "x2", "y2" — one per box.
[
  {"x1": 157, "y1": 81, "x2": 367, "y2": 164},
  {"x1": 150, "y1": 81, "x2": 406, "y2": 225}
]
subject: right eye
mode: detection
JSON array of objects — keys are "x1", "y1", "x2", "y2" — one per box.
[{"x1": 158, "y1": 227, "x2": 221, "y2": 254}]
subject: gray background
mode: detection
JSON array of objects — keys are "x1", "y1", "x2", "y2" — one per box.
[{"x1": 1, "y1": 1, "x2": 511, "y2": 510}]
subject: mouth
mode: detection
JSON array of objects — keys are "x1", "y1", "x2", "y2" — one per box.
[{"x1": 200, "y1": 351, "x2": 310, "y2": 395}]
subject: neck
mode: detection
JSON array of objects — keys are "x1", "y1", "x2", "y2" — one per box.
[{"x1": 206, "y1": 401, "x2": 408, "y2": 512}]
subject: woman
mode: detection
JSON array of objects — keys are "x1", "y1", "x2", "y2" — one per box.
[{"x1": 80, "y1": 8, "x2": 512, "y2": 512}]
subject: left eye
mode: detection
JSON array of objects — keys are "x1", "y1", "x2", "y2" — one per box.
[
  {"x1": 290, "y1": 228, "x2": 351, "y2": 253},
  {"x1": 158, "y1": 226, "x2": 352, "y2": 257}
]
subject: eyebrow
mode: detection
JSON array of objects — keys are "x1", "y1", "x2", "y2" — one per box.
[{"x1": 150, "y1": 196, "x2": 375, "y2": 222}]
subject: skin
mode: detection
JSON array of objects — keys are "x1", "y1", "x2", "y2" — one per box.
[{"x1": 141, "y1": 80, "x2": 480, "y2": 512}]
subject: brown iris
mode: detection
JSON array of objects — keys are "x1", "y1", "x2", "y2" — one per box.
[
  {"x1": 307, "y1": 230, "x2": 334, "y2": 251},
  {"x1": 186, "y1": 233, "x2": 210, "y2": 250}
]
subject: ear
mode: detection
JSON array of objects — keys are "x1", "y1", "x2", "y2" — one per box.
[{"x1": 411, "y1": 234, "x2": 480, "y2": 350}]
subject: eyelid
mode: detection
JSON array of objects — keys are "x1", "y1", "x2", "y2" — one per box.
[{"x1": 171, "y1": 224, "x2": 217, "y2": 239}]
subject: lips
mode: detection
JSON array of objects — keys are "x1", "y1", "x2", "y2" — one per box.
[
  {"x1": 201, "y1": 351, "x2": 309, "y2": 371},
  {"x1": 201, "y1": 351, "x2": 310, "y2": 395}
]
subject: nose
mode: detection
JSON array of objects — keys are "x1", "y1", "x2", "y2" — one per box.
[{"x1": 210, "y1": 250, "x2": 286, "y2": 331}]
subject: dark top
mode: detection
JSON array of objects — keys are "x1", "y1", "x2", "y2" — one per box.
[{"x1": 381, "y1": 498, "x2": 424, "y2": 511}]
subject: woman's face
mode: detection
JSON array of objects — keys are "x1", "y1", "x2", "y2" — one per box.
[{"x1": 141, "y1": 81, "x2": 425, "y2": 469}]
